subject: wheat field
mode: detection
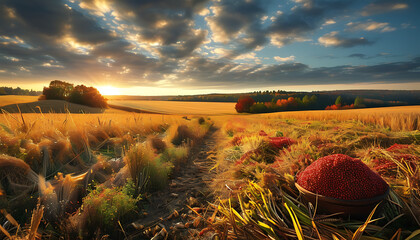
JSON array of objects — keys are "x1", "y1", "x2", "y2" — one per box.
[
  {"x1": 0, "y1": 95, "x2": 39, "y2": 106},
  {"x1": 263, "y1": 106, "x2": 420, "y2": 131},
  {"x1": 109, "y1": 100, "x2": 237, "y2": 115}
]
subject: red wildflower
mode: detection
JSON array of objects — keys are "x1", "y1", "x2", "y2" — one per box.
[
  {"x1": 268, "y1": 137, "x2": 296, "y2": 149},
  {"x1": 271, "y1": 159, "x2": 284, "y2": 168},
  {"x1": 386, "y1": 144, "x2": 411, "y2": 153},
  {"x1": 297, "y1": 154, "x2": 388, "y2": 200},
  {"x1": 230, "y1": 136, "x2": 243, "y2": 146},
  {"x1": 259, "y1": 130, "x2": 268, "y2": 136},
  {"x1": 236, "y1": 149, "x2": 260, "y2": 165}
]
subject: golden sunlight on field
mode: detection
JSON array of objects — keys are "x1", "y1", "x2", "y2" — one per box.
[
  {"x1": 108, "y1": 100, "x2": 237, "y2": 115},
  {"x1": 263, "y1": 106, "x2": 420, "y2": 131},
  {"x1": 0, "y1": 95, "x2": 39, "y2": 106}
]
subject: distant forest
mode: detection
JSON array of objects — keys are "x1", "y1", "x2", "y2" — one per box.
[
  {"x1": 170, "y1": 90, "x2": 420, "y2": 111},
  {"x1": 0, "y1": 86, "x2": 42, "y2": 96}
]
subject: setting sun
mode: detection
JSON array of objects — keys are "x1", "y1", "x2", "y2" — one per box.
[{"x1": 97, "y1": 85, "x2": 121, "y2": 95}]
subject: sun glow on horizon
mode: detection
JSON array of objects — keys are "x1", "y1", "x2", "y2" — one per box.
[{"x1": 97, "y1": 85, "x2": 121, "y2": 95}]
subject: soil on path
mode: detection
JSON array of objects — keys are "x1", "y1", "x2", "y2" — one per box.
[{"x1": 128, "y1": 126, "x2": 222, "y2": 239}]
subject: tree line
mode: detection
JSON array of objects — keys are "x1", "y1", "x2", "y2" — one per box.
[
  {"x1": 235, "y1": 95, "x2": 366, "y2": 113},
  {"x1": 39, "y1": 80, "x2": 108, "y2": 108},
  {"x1": 0, "y1": 87, "x2": 41, "y2": 96}
]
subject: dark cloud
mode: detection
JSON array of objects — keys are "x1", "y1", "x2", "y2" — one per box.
[
  {"x1": 0, "y1": 0, "x2": 171, "y2": 85},
  {"x1": 159, "y1": 30, "x2": 207, "y2": 58},
  {"x1": 206, "y1": 0, "x2": 269, "y2": 56},
  {"x1": 269, "y1": 0, "x2": 353, "y2": 47},
  {"x1": 175, "y1": 57, "x2": 420, "y2": 89},
  {"x1": 70, "y1": 11, "x2": 115, "y2": 44},
  {"x1": 361, "y1": 0, "x2": 408, "y2": 16},
  {"x1": 318, "y1": 31, "x2": 373, "y2": 48},
  {"x1": 79, "y1": 0, "x2": 209, "y2": 58},
  {"x1": 2, "y1": 0, "x2": 115, "y2": 46},
  {"x1": 5, "y1": 0, "x2": 69, "y2": 37}
]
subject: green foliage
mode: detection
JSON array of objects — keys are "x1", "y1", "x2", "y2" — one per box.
[
  {"x1": 302, "y1": 95, "x2": 311, "y2": 105},
  {"x1": 43, "y1": 80, "x2": 74, "y2": 100},
  {"x1": 124, "y1": 143, "x2": 173, "y2": 193},
  {"x1": 249, "y1": 103, "x2": 268, "y2": 113},
  {"x1": 335, "y1": 95, "x2": 342, "y2": 106},
  {"x1": 354, "y1": 96, "x2": 365, "y2": 108},
  {"x1": 160, "y1": 146, "x2": 189, "y2": 165},
  {"x1": 82, "y1": 183, "x2": 138, "y2": 232}
]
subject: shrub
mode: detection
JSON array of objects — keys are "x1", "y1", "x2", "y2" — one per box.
[
  {"x1": 198, "y1": 117, "x2": 205, "y2": 125},
  {"x1": 148, "y1": 136, "x2": 167, "y2": 153},
  {"x1": 235, "y1": 96, "x2": 255, "y2": 113},
  {"x1": 171, "y1": 125, "x2": 195, "y2": 146},
  {"x1": 159, "y1": 146, "x2": 189, "y2": 171},
  {"x1": 80, "y1": 182, "x2": 138, "y2": 236},
  {"x1": 124, "y1": 143, "x2": 172, "y2": 193},
  {"x1": 249, "y1": 103, "x2": 268, "y2": 113}
]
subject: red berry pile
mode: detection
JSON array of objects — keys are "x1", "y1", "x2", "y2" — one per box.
[{"x1": 297, "y1": 154, "x2": 388, "y2": 200}]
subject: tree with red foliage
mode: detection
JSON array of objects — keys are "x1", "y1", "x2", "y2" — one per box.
[
  {"x1": 235, "y1": 96, "x2": 255, "y2": 113},
  {"x1": 325, "y1": 104, "x2": 354, "y2": 110}
]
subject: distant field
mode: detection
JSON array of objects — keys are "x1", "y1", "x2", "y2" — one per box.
[
  {"x1": 108, "y1": 100, "x2": 237, "y2": 115},
  {"x1": 0, "y1": 96, "x2": 125, "y2": 114},
  {"x1": 0, "y1": 95, "x2": 39, "y2": 106},
  {"x1": 1, "y1": 96, "x2": 419, "y2": 131},
  {"x1": 264, "y1": 105, "x2": 420, "y2": 131}
]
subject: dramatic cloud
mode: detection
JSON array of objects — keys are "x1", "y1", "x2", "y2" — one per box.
[
  {"x1": 318, "y1": 31, "x2": 373, "y2": 48},
  {"x1": 173, "y1": 57, "x2": 420, "y2": 89},
  {"x1": 268, "y1": 0, "x2": 352, "y2": 47},
  {"x1": 0, "y1": 0, "x2": 418, "y2": 92},
  {"x1": 79, "y1": 0, "x2": 209, "y2": 58},
  {"x1": 206, "y1": 0, "x2": 269, "y2": 56}
]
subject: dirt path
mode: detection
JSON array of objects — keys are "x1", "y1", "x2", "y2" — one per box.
[{"x1": 128, "y1": 126, "x2": 221, "y2": 239}]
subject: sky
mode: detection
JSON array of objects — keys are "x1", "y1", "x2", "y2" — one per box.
[{"x1": 0, "y1": 0, "x2": 419, "y2": 95}]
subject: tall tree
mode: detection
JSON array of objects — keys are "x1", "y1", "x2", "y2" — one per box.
[
  {"x1": 335, "y1": 96, "x2": 342, "y2": 107},
  {"x1": 354, "y1": 96, "x2": 365, "y2": 108}
]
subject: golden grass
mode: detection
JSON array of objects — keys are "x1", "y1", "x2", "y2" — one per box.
[
  {"x1": 270, "y1": 106, "x2": 420, "y2": 131},
  {"x1": 0, "y1": 95, "x2": 39, "y2": 107},
  {"x1": 0, "y1": 100, "x2": 109, "y2": 114},
  {"x1": 108, "y1": 100, "x2": 236, "y2": 115},
  {"x1": 0, "y1": 112, "x2": 181, "y2": 139},
  {"x1": 245, "y1": 106, "x2": 420, "y2": 131}
]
